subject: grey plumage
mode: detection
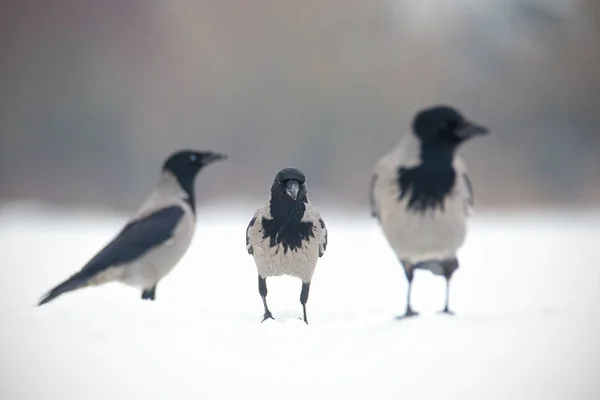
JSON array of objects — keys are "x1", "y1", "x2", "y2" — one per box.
[
  {"x1": 370, "y1": 105, "x2": 488, "y2": 317},
  {"x1": 246, "y1": 168, "x2": 327, "y2": 324},
  {"x1": 38, "y1": 150, "x2": 226, "y2": 306}
]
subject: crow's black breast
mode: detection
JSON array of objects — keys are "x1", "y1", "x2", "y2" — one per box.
[
  {"x1": 261, "y1": 217, "x2": 315, "y2": 254},
  {"x1": 397, "y1": 161, "x2": 456, "y2": 213}
]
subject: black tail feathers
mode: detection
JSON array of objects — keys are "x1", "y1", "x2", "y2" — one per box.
[{"x1": 37, "y1": 274, "x2": 87, "y2": 306}]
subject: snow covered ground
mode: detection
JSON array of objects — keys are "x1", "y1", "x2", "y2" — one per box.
[{"x1": 1, "y1": 203, "x2": 599, "y2": 399}]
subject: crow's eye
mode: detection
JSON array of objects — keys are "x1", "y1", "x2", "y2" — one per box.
[
  {"x1": 189, "y1": 154, "x2": 197, "y2": 163},
  {"x1": 440, "y1": 120, "x2": 459, "y2": 131}
]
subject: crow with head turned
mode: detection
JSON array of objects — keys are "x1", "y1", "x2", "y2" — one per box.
[
  {"x1": 370, "y1": 105, "x2": 488, "y2": 318},
  {"x1": 38, "y1": 149, "x2": 226, "y2": 306},
  {"x1": 246, "y1": 168, "x2": 327, "y2": 324}
]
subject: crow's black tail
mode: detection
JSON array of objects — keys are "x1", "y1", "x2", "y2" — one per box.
[{"x1": 38, "y1": 274, "x2": 87, "y2": 306}]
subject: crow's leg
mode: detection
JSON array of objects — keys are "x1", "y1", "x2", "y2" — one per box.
[
  {"x1": 440, "y1": 258, "x2": 459, "y2": 315},
  {"x1": 398, "y1": 261, "x2": 418, "y2": 318},
  {"x1": 300, "y1": 281, "x2": 311, "y2": 324},
  {"x1": 259, "y1": 275, "x2": 274, "y2": 322}
]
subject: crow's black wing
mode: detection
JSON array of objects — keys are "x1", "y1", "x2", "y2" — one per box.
[
  {"x1": 79, "y1": 205, "x2": 185, "y2": 277},
  {"x1": 318, "y1": 218, "x2": 327, "y2": 257},
  {"x1": 369, "y1": 173, "x2": 379, "y2": 218},
  {"x1": 463, "y1": 172, "x2": 474, "y2": 208},
  {"x1": 246, "y1": 216, "x2": 257, "y2": 255},
  {"x1": 37, "y1": 205, "x2": 185, "y2": 306}
]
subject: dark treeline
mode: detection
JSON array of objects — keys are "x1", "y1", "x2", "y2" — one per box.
[{"x1": 1, "y1": 0, "x2": 598, "y2": 211}]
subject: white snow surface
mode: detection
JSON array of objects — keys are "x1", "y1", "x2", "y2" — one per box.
[{"x1": 1, "y1": 203, "x2": 600, "y2": 399}]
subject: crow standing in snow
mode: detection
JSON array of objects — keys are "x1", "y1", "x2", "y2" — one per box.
[
  {"x1": 370, "y1": 105, "x2": 488, "y2": 317},
  {"x1": 38, "y1": 150, "x2": 226, "y2": 306},
  {"x1": 246, "y1": 168, "x2": 327, "y2": 324}
]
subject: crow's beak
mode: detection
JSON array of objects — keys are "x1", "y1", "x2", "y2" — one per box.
[
  {"x1": 204, "y1": 152, "x2": 227, "y2": 164},
  {"x1": 456, "y1": 121, "x2": 489, "y2": 139},
  {"x1": 285, "y1": 180, "x2": 300, "y2": 200}
]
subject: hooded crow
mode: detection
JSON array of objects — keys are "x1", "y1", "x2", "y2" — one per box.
[
  {"x1": 246, "y1": 168, "x2": 327, "y2": 324},
  {"x1": 37, "y1": 149, "x2": 226, "y2": 306},
  {"x1": 370, "y1": 105, "x2": 488, "y2": 317}
]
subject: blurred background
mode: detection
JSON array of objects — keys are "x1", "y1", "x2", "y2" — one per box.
[
  {"x1": 1, "y1": 0, "x2": 599, "y2": 213},
  {"x1": 2, "y1": 4, "x2": 600, "y2": 397}
]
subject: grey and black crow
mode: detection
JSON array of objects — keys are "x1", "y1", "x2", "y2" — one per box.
[
  {"x1": 246, "y1": 168, "x2": 327, "y2": 324},
  {"x1": 370, "y1": 105, "x2": 488, "y2": 317},
  {"x1": 38, "y1": 149, "x2": 226, "y2": 306}
]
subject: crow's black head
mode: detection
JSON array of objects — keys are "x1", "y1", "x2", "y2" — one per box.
[
  {"x1": 264, "y1": 168, "x2": 313, "y2": 253},
  {"x1": 162, "y1": 150, "x2": 226, "y2": 213},
  {"x1": 163, "y1": 150, "x2": 227, "y2": 179},
  {"x1": 271, "y1": 168, "x2": 308, "y2": 203},
  {"x1": 412, "y1": 105, "x2": 488, "y2": 148},
  {"x1": 397, "y1": 106, "x2": 488, "y2": 213}
]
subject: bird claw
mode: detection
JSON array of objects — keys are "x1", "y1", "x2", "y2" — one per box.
[
  {"x1": 261, "y1": 312, "x2": 275, "y2": 322},
  {"x1": 439, "y1": 309, "x2": 455, "y2": 316},
  {"x1": 395, "y1": 309, "x2": 419, "y2": 320}
]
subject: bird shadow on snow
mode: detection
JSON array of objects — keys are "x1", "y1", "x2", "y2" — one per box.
[
  {"x1": 387, "y1": 307, "x2": 575, "y2": 328},
  {"x1": 260, "y1": 316, "x2": 308, "y2": 327}
]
